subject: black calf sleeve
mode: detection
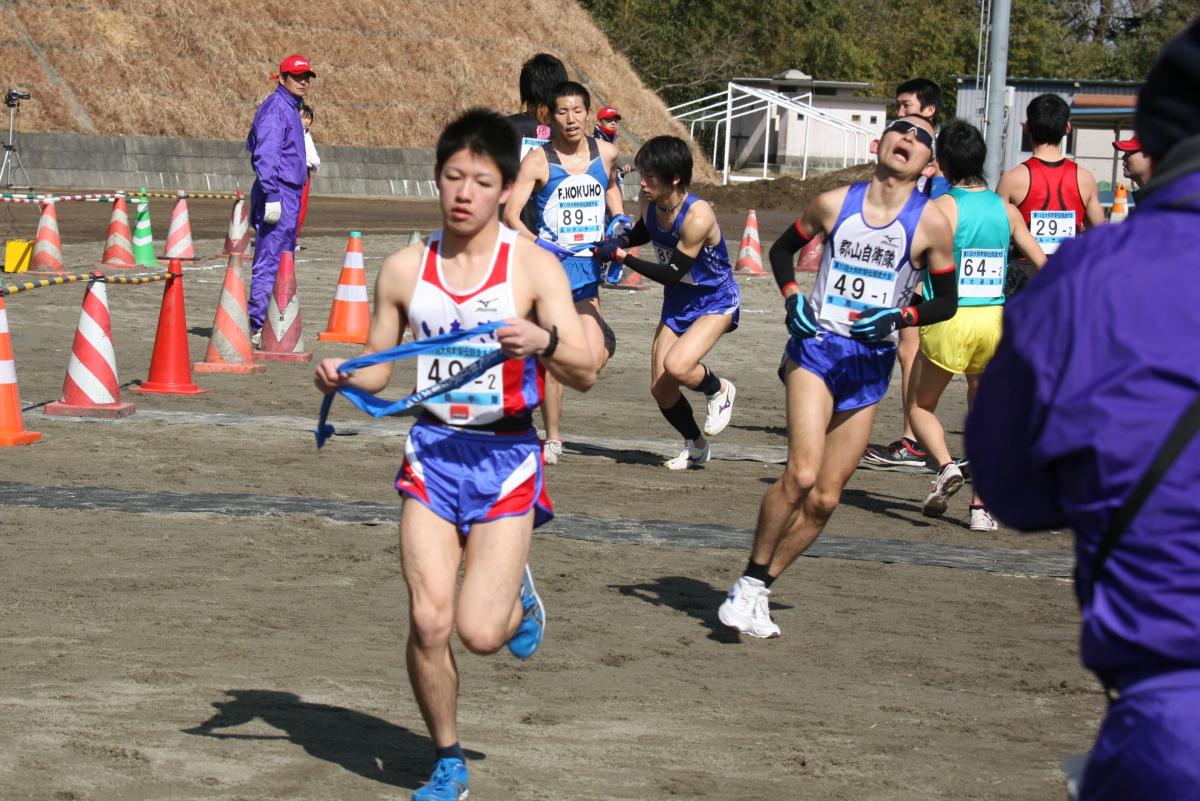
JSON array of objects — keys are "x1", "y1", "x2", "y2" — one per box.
[
  {"x1": 690, "y1": 364, "x2": 721, "y2": 396},
  {"x1": 659, "y1": 395, "x2": 701, "y2": 441}
]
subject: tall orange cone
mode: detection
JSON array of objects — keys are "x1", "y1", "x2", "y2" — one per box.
[
  {"x1": 734, "y1": 209, "x2": 764, "y2": 275},
  {"x1": 164, "y1": 191, "x2": 196, "y2": 260},
  {"x1": 258, "y1": 251, "x2": 312, "y2": 362},
  {"x1": 97, "y1": 195, "x2": 136, "y2": 268},
  {"x1": 223, "y1": 192, "x2": 250, "y2": 256},
  {"x1": 194, "y1": 254, "x2": 265, "y2": 374},
  {"x1": 136, "y1": 259, "x2": 209, "y2": 395},
  {"x1": 30, "y1": 198, "x2": 64, "y2": 274},
  {"x1": 0, "y1": 294, "x2": 42, "y2": 445},
  {"x1": 319, "y1": 232, "x2": 370, "y2": 344},
  {"x1": 44, "y1": 280, "x2": 136, "y2": 418},
  {"x1": 1109, "y1": 183, "x2": 1129, "y2": 223}
]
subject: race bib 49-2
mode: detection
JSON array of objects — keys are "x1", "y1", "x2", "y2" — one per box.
[{"x1": 417, "y1": 342, "x2": 504, "y2": 423}]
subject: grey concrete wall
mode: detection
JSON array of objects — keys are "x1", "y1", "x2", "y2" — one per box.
[{"x1": 7, "y1": 131, "x2": 437, "y2": 197}]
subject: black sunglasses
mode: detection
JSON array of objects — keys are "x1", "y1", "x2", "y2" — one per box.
[{"x1": 885, "y1": 119, "x2": 935, "y2": 151}]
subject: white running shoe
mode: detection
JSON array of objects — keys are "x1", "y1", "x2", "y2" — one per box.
[
  {"x1": 922, "y1": 462, "x2": 964, "y2": 518},
  {"x1": 664, "y1": 439, "x2": 710, "y2": 470},
  {"x1": 718, "y1": 575, "x2": 781, "y2": 638},
  {"x1": 969, "y1": 506, "x2": 999, "y2": 532},
  {"x1": 250, "y1": 329, "x2": 263, "y2": 349},
  {"x1": 703, "y1": 380, "x2": 736, "y2": 436},
  {"x1": 543, "y1": 439, "x2": 563, "y2": 465}
]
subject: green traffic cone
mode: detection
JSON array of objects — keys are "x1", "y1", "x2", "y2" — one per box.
[{"x1": 132, "y1": 194, "x2": 156, "y2": 266}]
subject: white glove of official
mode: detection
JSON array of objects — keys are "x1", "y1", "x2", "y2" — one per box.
[{"x1": 263, "y1": 201, "x2": 282, "y2": 225}]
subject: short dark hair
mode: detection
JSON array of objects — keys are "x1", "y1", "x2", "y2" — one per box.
[
  {"x1": 548, "y1": 81, "x2": 591, "y2": 113},
  {"x1": 518, "y1": 53, "x2": 567, "y2": 108},
  {"x1": 635, "y1": 136, "x2": 693, "y2": 190},
  {"x1": 435, "y1": 108, "x2": 520, "y2": 185},
  {"x1": 935, "y1": 119, "x2": 987, "y2": 185},
  {"x1": 300, "y1": 103, "x2": 314, "y2": 119},
  {"x1": 1026, "y1": 94, "x2": 1071, "y2": 145},
  {"x1": 896, "y1": 78, "x2": 942, "y2": 122}
]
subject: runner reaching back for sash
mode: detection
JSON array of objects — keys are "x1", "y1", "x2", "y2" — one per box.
[
  {"x1": 718, "y1": 115, "x2": 959, "y2": 638},
  {"x1": 315, "y1": 109, "x2": 595, "y2": 801}
]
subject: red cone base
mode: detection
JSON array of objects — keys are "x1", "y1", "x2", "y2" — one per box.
[
  {"x1": 193, "y1": 361, "x2": 266, "y2": 374},
  {"x1": 254, "y1": 350, "x2": 313, "y2": 363},
  {"x1": 44, "y1": 400, "x2": 136, "y2": 419}
]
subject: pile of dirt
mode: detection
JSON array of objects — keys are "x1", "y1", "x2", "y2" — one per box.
[{"x1": 697, "y1": 164, "x2": 876, "y2": 212}]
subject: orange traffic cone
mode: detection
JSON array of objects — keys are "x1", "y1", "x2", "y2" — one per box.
[
  {"x1": 223, "y1": 192, "x2": 250, "y2": 256},
  {"x1": 30, "y1": 199, "x2": 64, "y2": 274},
  {"x1": 44, "y1": 280, "x2": 136, "y2": 418},
  {"x1": 319, "y1": 232, "x2": 370, "y2": 344},
  {"x1": 258, "y1": 251, "x2": 312, "y2": 363},
  {"x1": 1109, "y1": 183, "x2": 1129, "y2": 223},
  {"x1": 164, "y1": 191, "x2": 195, "y2": 260},
  {"x1": 797, "y1": 232, "x2": 823, "y2": 273},
  {"x1": 734, "y1": 210, "x2": 764, "y2": 275},
  {"x1": 0, "y1": 294, "x2": 42, "y2": 445},
  {"x1": 616, "y1": 244, "x2": 651, "y2": 291},
  {"x1": 98, "y1": 195, "x2": 136, "y2": 268},
  {"x1": 194, "y1": 254, "x2": 265, "y2": 374},
  {"x1": 136, "y1": 259, "x2": 209, "y2": 395}
]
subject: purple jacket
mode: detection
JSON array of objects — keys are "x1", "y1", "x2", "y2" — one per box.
[
  {"x1": 246, "y1": 84, "x2": 307, "y2": 200},
  {"x1": 967, "y1": 143, "x2": 1200, "y2": 686}
]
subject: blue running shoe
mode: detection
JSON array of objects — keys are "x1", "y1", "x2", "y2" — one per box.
[
  {"x1": 506, "y1": 565, "x2": 545, "y2": 660},
  {"x1": 412, "y1": 757, "x2": 469, "y2": 801}
]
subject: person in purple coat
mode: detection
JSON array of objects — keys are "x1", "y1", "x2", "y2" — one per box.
[
  {"x1": 246, "y1": 54, "x2": 315, "y2": 342},
  {"x1": 966, "y1": 20, "x2": 1200, "y2": 800}
]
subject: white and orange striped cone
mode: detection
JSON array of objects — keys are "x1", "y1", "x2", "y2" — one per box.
[
  {"x1": 257, "y1": 251, "x2": 312, "y2": 363},
  {"x1": 0, "y1": 294, "x2": 43, "y2": 445},
  {"x1": 797, "y1": 232, "x2": 823, "y2": 273},
  {"x1": 164, "y1": 191, "x2": 196, "y2": 261},
  {"x1": 97, "y1": 195, "x2": 136, "y2": 268},
  {"x1": 194, "y1": 254, "x2": 265, "y2": 374},
  {"x1": 734, "y1": 209, "x2": 764, "y2": 275},
  {"x1": 319, "y1": 232, "x2": 370, "y2": 344},
  {"x1": 30, "y1": 198, "x2": 64, "y2": 274},
  {"x1": 44, "y1": 280, "x2": 136, "y2": 419},
  {"x1": 1109, "y1": 183, "x2": 1129, "y2": 223},
  {"x1": 223, "y1": 192, "x2": 250, "y2": 256}
]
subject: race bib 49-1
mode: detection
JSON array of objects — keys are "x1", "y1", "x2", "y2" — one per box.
[
  {"x1": 417, "y1": 342, "x2": 504, "y2": 423},
  {"x1": 958, "y1": 248, "x2": 1006, "y2": 299},
  {"x1": 823, "y1": 260, "x2": 897, "y2": 324},
  {"x1": 1030, "y1": 210, "x2": 1076, "y2": 255}
]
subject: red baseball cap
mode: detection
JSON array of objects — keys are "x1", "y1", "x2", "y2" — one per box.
[
  {"x1": 1113, "y1": 136, "x2": 1141, "y2": 152},
  {"x1": 276, "y1": 54, "x2": 316, "y2": 78},
  {"x1": 597, "y1": 106, "x2": 621, "y2": 122}
]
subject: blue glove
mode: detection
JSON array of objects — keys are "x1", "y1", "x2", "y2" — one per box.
[
  {"x1": 595, "y1": 236, "x2": 625, "y2": 262},
  {"x1": 606, "y1": 214, "x2": 634, "y2": 238},
  {"x1": 785, "y1": 293, "x2": 821, "y2": 338},
  {"x1": 848, "y1": 306, "x2": 903, "y2": 341},
  {"x1": 535, "y1": 237, "x2": 575, "y2": 261}
]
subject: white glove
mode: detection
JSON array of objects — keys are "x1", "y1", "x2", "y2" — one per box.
[{"x1": 263, "y1": 201, "x2": 282, "y2": 225}]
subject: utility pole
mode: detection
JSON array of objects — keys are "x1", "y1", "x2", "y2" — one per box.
[{"x1": 983, "y1": 0, "x2": 1012, "y2": 187}]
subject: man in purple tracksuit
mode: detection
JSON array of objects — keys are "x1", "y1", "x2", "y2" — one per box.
[
  {"x1": 246, "y1": 54, "x2": 315, "y2": 340},
  {"x1": 966, "y1": 21, "x2": 1200, "y2": 800}
]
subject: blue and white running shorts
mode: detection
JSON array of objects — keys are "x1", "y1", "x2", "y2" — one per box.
[
  {"x1": 395, "y1": 420, "x2": 553, "y2": 535},
  {"x1": 780, "y1": 332, "x2": 896, "y2": 413},
  {"x1": 661, "y1": 280, "x2": 741, "y2": 335}
]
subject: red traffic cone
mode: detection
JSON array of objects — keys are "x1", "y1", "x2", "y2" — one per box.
[
  {"x1": 194, "y1": 254, "x2": 265, "y2": 374},
  {"x1": 97, "y1": 195, "x2": 136, "y2": 268},
  {"x1": 223, "y1": 192, "x2": 250, "y2": 256},
  {"x1": 258, "y1": 251, "x2": 312, "y2": 363},
  {"x1": 319, "y1": 232, "x2": 370, "y2": 344},
  {"x1": 164, "y1": 191, "x2": 195, "y2": 260},
  {"x1": 734, "y1": 210, "x2": 764, "y2": 275},
  {"x1": 44, "y1": 280, "x2": 136, "y2": 418},
  {"x1": 0, "y1": 294, "x2": 42, "y2": 445},
  {"x1": 30, "y1": 199, "x2": 64, "y2": 274},
  {"x1": 797, "y1": 232, "x2": 823, "y2": 273},
  {"x1": 136, "y1": 259, "x2": 209, "y2": 395}
]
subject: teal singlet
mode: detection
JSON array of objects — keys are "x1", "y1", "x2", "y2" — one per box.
[{"x1": 925, "y1": 186, "x2": 1010, "y2": 308}]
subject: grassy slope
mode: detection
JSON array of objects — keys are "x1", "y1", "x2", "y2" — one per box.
[{"x1": 0, "y1": 0, "x2": 714, "y2": 178}]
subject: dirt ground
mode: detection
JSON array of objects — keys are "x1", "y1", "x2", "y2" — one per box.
[{"x1": 0, "y1": 195, "x2": 1097, "y2": 801}]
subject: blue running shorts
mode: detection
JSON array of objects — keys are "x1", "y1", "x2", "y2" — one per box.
[
  {"x1": 780, "y1": 332, "x2": 896, "y2": 413},
  {"x1": 661, "y1": 280, "x2": 741, "y2": 335},
  {"x1": 564, "y1": 255, "x2": 600, "y2": 302},
  {"x1": 395, "y1": 420, "x2": 554, "y2": 535}
]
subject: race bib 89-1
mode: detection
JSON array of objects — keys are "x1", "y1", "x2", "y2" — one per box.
[
  {"x1": 417, "y1": 342, "x2": 503, "y2": 422},
  {"x1": 823, "y1": 260, "x2": 897, "y2": 324},
  {"x1": 543, "y1": 174, "x2": 605, "y2": 247},
  {"x1": 1030, "y1": 210, "x2": 1076, "y2": 254},
  {"x1": 958, "y1": 248, "x2": 1006, "y2": 298}
]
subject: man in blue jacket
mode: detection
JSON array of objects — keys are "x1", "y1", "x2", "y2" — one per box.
[
  {"x1": 246, "y1": 54, "x2": 314, "y2": 342},
  {"x1": 967, "y1": 20, "x2": 1200, "y2": 800}
]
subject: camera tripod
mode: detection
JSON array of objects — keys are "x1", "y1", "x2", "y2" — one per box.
[{"x1": 0, "y1": 99, "x2": 32, "y2": 190}]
